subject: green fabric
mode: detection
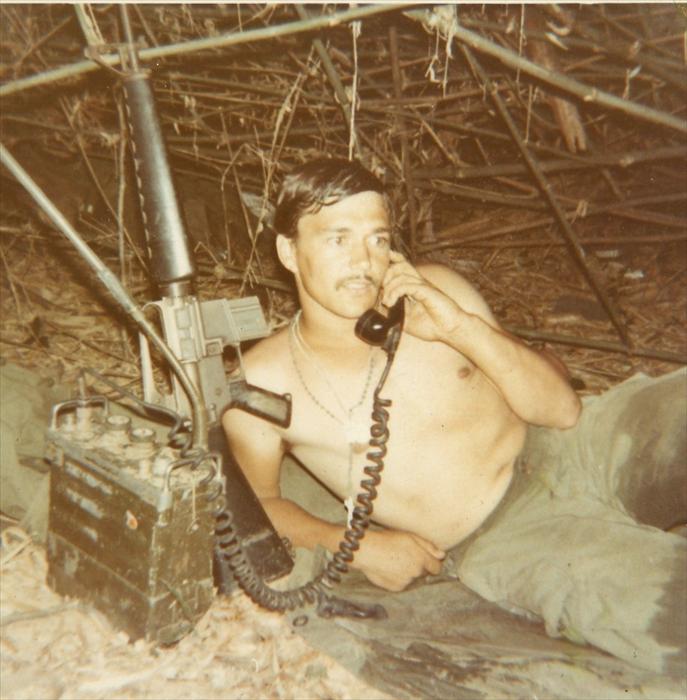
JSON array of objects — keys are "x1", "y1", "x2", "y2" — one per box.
[
  {"x1": 0, "y1": 362, "x2": 68, "y2": 541},
  {"x1": 448, "y1": 369, "x2": 686, "y2": 675}
]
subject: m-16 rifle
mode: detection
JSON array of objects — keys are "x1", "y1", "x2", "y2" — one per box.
[{"x1": 118, "y1": 24, "x2": 295, "y2": 602}]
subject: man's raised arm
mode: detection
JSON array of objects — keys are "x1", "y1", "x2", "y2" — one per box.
[{"x1": 383, "y1": 255, "x2": 581, "y2": 429}]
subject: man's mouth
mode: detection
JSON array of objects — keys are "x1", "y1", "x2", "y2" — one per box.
[{"x1": 338, "y1": 276, "x2": 377, "y2": 291}]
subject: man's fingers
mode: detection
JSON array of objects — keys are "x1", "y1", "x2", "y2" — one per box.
[
  {"x1": 383, "y1": 256, "x2": 419, "y2": 284},
  {"x1": 424, "y1": 556, "x2": 444, "y2": 576},
  {"x1": 382, "y1": 275, "x2": 425, "y2": 307},
  {"x1": 411, "y1": 533, "x2": 446, "y2": 560}
]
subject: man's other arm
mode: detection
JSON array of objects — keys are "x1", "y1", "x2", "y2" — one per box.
[
  {"x1": 387, "y1": 259, "x2": 581, "y2": 429},
  {"x1": 222, "y1": 407, "x2": 445, "y2": 591},
  {"x1": 222, "y1": 407, "x2": 342, "y2": 553}
]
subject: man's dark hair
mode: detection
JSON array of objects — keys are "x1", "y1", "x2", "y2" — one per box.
[{"x1": 273, "y1": 158, "x2": 386, "y2": 238}]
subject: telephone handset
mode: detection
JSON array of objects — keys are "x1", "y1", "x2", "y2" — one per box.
[{"x1": 355, "y1": 296, "x2": 405, "y2": 352}]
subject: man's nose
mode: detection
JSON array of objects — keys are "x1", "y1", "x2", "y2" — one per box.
[{"x1": 350, "y1": 240, "x2": 372, "y2": 269}]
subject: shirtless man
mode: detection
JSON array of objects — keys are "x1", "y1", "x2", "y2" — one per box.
[{"x1": 223, "y1": 158, "x2": 581, "y2": 592}]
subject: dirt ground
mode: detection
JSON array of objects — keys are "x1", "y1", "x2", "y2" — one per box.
[{"x1": 0, "y1": 524, "x2": 391, "y2": 700}]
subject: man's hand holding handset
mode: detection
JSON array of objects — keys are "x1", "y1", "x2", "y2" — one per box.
[
  {"x1": 380, "y1": 250, "x2": 466, "y2": 344},
  {"x1": 378, "y1": 250, "x2": 581, "y2": 430}
]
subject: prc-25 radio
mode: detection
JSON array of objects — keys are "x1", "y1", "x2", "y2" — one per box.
[
  {"x1": 42, "y1": 289, "x2": 294, "y2": 644},
  {"x1": 0, "y1": 5, "x2": 400, "y2": 645},
  {"x1": 42, "y1": 296, "x2": 292, "y2": 644}
]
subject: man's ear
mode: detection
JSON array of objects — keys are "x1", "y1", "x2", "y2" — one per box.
[{"x1": 276, "y1": 234, "x2": 298, "y2": 274}]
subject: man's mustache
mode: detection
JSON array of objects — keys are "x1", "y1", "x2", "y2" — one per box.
[{"x1": 336, "y1": 275, "x2": 379, "y2": 289}]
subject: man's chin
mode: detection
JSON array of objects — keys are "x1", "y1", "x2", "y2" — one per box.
[
  {"x1": 329, "y1": 307, "x2": 371, "y2": 326},
  {"x1": 343, "y1": 298, "x2": 379, "y2": 320}
]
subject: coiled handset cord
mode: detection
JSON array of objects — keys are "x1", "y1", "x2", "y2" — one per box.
[{"x1": 214, "y1": 317, "x2": 403, "y2": 617}]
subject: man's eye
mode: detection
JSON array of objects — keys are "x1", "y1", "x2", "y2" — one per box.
[
  {"x1": 374, "y1": 236, "x2": 390, "y2": 247},
  {"x1": 328, "y1": 235, "x2": 344, "y2": 245}
]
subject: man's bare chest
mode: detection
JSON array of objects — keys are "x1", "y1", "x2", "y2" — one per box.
[{"x1": 279, "y1": 342, "x2": 510, "y2": 486}]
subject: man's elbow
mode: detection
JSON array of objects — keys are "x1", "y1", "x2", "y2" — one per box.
[
  {"x1": 555, "y1": 391, "x2": 582, "y2": 430},
  {"x1": 529, "y1": 386, "x2": 581, "y2": 429}
]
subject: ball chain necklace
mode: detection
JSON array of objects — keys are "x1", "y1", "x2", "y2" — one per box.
[{"x1": 288, "y1": 310, "x2": 377, "y2": 526}]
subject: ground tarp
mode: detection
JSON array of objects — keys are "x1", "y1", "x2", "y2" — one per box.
[{"x1": 286, "y1": 570, "x2": 687, "y2": 699}]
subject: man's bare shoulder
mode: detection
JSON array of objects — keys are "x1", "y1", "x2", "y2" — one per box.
[
  {"x1": 416, "y1": 262, "x2": 498, "y2": 325},
  {"x1": 241, "y1": 324, "x2": 292, "y2": 389},
  {"x1": 416, "y1": 262, "x2": 477, "y2": 295}
]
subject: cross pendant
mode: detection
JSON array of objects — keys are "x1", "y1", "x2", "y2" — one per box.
[{"x1": 344, "y1": 496, "x2": 355, "y2": 529}]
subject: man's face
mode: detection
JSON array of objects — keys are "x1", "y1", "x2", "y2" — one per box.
[{"x1": 278, "y1": 190, "x2": 392, "y2": 319}]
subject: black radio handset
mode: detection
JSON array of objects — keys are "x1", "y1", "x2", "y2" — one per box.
[{"x1": 355, "y1": 296, "x2": 405, "y2": 356}]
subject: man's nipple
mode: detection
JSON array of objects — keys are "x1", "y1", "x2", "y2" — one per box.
[{"x1": 457, "y1": 365, "x2": 473, "y2": 379}]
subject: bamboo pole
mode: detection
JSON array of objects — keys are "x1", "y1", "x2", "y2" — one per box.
[
  {"x1": 430, "y1": 181, "x2": 548, "y2": 211},
  {"x1": 450, "y1": 233, "x2": 687, "y2": 248},
  {"x1": 588, "y1": 4, "x2": 683, "y2": 65},
  {"x1": 74, "y1": 4, "x2": 103, "y2": 47},
  {"x1": 405, "y1": 10, "x2": 687, "y2": 135},
  {"x1": 293, "y1": 4, "x2": 362, "y2": 160},
  {"x1": 413, "y1": 145, "x2": 687, "y2": 181},
  {"x1": 10, "y1": 14, "x2": 74, "y2": 69},
  {"x1": 419, "y1": 192, "x2": 687, "y2": 253},
  {"x1": 461, "y1": 45, "x2": 632, "y2": 348},
  {"x1": 0, "y1": 4, "x2": 405, "y2": 98},
  {"x1": 504, "y1": 325, "x2": 687, "y2": 366},
  {"x1": 389, "y1": 24, "x2": 418, "y2": 253},
  {"x1": 608, "y1": 206, "x2": 687, "y2": 230},
  {"x1": 459, "y1": 15, "x2": 686, "y2": 86}
]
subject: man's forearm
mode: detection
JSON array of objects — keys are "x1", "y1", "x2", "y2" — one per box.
[
  {"x1": 445, "y1": 312, "x2": 581, "y2": 428},
  {"x1": 261, "y1": 496, "x2": 345, "y2": 553}
]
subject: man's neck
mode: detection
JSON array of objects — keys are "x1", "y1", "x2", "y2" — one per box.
[{"x1": 296, "y1": 308, "x2": 371, "y2": 359}]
